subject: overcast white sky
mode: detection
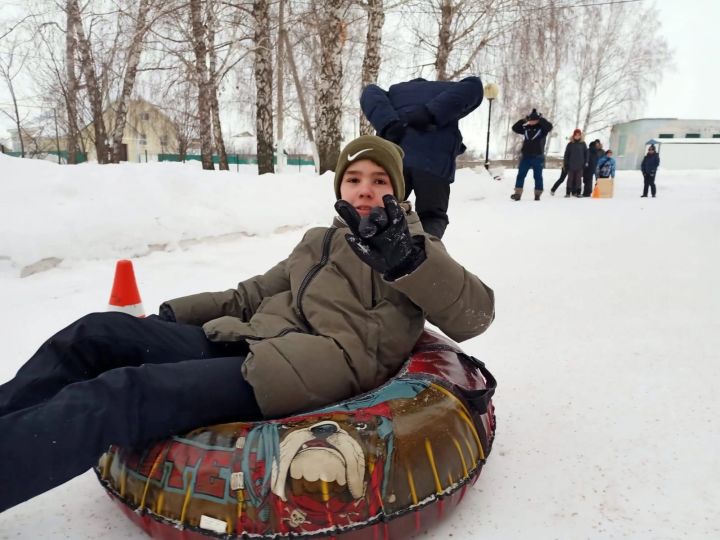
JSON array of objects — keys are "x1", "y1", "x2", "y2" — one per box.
[
  {"x1": 641, "y1": 0, "x2": 720, "y2": 119},
  {"x1": 0, "y1": 0, "x2": 718, "y2": 145}
]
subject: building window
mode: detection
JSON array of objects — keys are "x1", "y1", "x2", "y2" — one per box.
[
  {"x1": 140, "y1": 112, "x2": 150, "y2": 121},
  {"x1": 685, "y1": 133, "x2": 700, "y2": 138},
  {"x1": 139, "y1": 133, "x2": 147, "y2": 145},
  {"x1": 713, "y1": 134, "x2": 720, "y2": 139},
  {"x1": 658, "y1": 133, "x2": 674, "y2": 139},
  {"x1": 160, "y1": 135, "x2": 168, "y2": 146},
  {"x1": 618, "y1": 134, "x2": 627, "y2": 156}
]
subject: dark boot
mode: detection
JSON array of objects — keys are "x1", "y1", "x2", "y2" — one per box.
[
  {"x1": 510, "y1": 188, "x2": 522, "y2": 201},
  {"x1": 534, "y1": 189, "x2": 542, "y2": 201}
]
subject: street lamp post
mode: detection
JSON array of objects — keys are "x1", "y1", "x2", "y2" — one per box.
[{"x1": 483, "y1": 83, "x2": 500, "y2": 170}]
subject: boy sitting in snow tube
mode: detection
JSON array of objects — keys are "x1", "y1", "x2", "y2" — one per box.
[{"x1": 0, "y1": 135, "x2": 495, "y2": 514}]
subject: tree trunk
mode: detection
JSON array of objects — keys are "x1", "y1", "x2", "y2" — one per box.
[
  {"x1": 189, "y1": 0, "x2": 215, "y2": 170},
  {"x1": 316, "y1": 0, "x2": 345, "y2": 174},
  {"x1": 359, "y1": 0, "x2": 384, "y2": 136},
  {"x1": 5, "y1": 74, "x2": 24, "y2": 157},
  {"x1": 64, "y1": 2, "x2": 79, "y2": 164},
  {"x1": 283, "y1": 32, "x2": 319, "y2": 170},
  {"x1": 70, "y1": 0, "x2": 109, "y2": 163},
  {"x1": 111, "y1": 0, "x2": 151, "y2": 163},
  {"x1": 207, "y1": 3, "x2": 228, "y2": 170},
  {"x1": 284, "y1": 33, "x2": 313, "y2": 144},
  {"x1": 253, "y1": 0, "x2": 274, "y2": 174},
  {"x1": 275, "y1": 0, "x2": 285, "y2": 171},
  {"x1": 434, "y1": 0, "x2": 452, "y2": 81}
]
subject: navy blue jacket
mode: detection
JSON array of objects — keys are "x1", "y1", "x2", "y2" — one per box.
[
  {"x1": 641, "y1": 153, "x2": 660, "y2": 175},
  {"x1": 512, "y1": 117, "x2": 553, "y2": 157},
  {"x1": 585, "y1": 143, "x2": 601, "y2": 174},
  {"x1": 360, "y1": 76, "x2": 484, "y2": 181}
]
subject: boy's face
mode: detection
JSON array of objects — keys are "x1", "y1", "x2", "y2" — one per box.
[{"x1": 339, "y1": 159, "x2": 395, "y2": 216}]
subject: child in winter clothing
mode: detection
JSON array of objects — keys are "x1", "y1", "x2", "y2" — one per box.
[
  {"x1": 596, "y1": 149, "x2": 616, "y2": 180},
  {"x1": 0, "y1": 135, "x2": 495, "y2": 513},
  {"x1": 563, "y1": 129, "x2": 589, "y2": 197},
  {"x1": 511, "y1": 108, "x2": 554, "y2": 201},
  {"x1": 641, "y1": 145, "x2": 660, "y2": 197}
]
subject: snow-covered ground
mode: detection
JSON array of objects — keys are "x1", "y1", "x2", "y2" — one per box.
[{"x1": 0, "y1": 153, "x2": 719, "y2": 539}]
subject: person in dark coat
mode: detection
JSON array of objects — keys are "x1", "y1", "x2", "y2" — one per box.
[
  {"x1": 360, "y1": 76, "x2": 484, "y2": 239},
  {"x1": 510, "y1": 108, "x2": 553, "y2": 201},
  {"x1": 564, "y1": 129, "x2": 588, "y2": 197},
  {"x1": 582, "y1": 139, "x2": 602, "y2": 197},
  {"x1": 640, "y1": 144, "x2": 660, "y2": 197}
]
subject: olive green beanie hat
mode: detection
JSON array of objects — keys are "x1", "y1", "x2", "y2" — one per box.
[{"x1": 334, "y1": 135, "x2": 405, "y2": 201}]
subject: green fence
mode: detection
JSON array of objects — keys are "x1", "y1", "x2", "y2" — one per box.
[{"x1": 158, "y1": 153, "x2": 315, "y2": 166}]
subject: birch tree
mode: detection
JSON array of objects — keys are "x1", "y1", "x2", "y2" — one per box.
[
  {"x1": 109, "y1": 0, "x2": 154, "y2": 163},
  {"x1": 497, "y1": 0, "x2": 572, "y2": 154},
  {"x1": 64, "y1": 3, "x2": 80, "y2": 163},
  {"x1": 68, "y1": 0, "x2": 110, "y2": 163},
  {"x1": 569, "y1": 2, "x2": 670, "y2": 135},
  {"x1": 316, "y1": 0, "x2": 346, "y2": 173},
  {"x1": 406, "y1": 0, "x2": 510, "y2": 80},
  {"x1": 253, "y1": 0, "x2": 274, "y2": 174},
  {"x1": 189, "y1": 0, "x2": 215, "y2": 169},
  {"x1": 205, "y1": 2, "x2": 229, "y2": 170},
  {"x1": 0, "y1": 36, "x2": 30, "y2": 157},
  {"x1": 359, "y1": 0, "x2": 384, "y2": 135}
]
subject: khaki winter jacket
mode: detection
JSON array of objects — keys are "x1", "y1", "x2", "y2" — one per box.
[{"x1": 161, "y1": 209, "x2": 495, "y2": 418}]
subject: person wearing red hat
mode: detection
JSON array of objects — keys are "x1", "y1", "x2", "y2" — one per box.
[{"x1": 564, "y1": 129, "x2": 588, "y2": 197}]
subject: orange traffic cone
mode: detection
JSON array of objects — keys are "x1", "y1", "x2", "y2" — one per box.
[
  {"x1": 591, "y1": 183, "x2": 600, "y2": 198},
  {"x1": 107, "y1": 260, "x2": 145, "y2": 317}
]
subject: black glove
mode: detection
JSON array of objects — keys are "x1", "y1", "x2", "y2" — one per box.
[
  {"x1": 335, "y1": 195, "x2": 427, "y2": 281},
  {"x1": 157, "y1": 303, "x2": 177, "y2": 322},
  {"x1": 405, "y1": 106, "x2": 434, "y2": 129},
  {"x1": 381, "y1": 120, "x2": 407, "y2": 144}
]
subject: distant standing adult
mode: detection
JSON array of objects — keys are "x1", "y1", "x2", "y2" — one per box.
[
  {"x1": 361, "y1": 76, "x2": 484, "y2": 238},
  {"x1": 640, "y1": 144, "x2": 660, "y2": 198},
  {"x1": 510, "y1": 109, "x2": 553, "y2": 201},
  {"x1": 564, "y1": 129, "x2": 588, "y2": 198}
]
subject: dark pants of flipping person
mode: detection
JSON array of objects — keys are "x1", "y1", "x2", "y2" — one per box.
[
  {"x1": 404, "y1": 167, "x2": 451, "y2": 239},
  {"x1": 0, "y1": 312, "x2": 260, "y2": 513}
]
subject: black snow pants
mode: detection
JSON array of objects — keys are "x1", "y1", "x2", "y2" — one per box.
[
  {"x1": 643, "y1": 173, "x2": 657, "y2": 196},
  {"x1": 0, "y1": 312, "x2": 260, "y2": 512},
  {"x1": 582, "y1": 168, "x2": 595, "y2": 197},
  {"x1": 404, "y1": 167, "x2": 451, "y2": 239},
  {"x1": 551, "y1": 167, "x2": 568, "y2": 194}
]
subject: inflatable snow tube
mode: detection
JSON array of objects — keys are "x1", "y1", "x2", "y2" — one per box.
[{"x1": 95, "y1": 329, "x2": 496, "y2": 539}]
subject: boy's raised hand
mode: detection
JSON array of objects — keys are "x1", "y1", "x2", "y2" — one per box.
[{"x1": 335, "y1": 195, "x2": 426, "y2": 280}]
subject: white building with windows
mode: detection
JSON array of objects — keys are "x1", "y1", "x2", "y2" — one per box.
[{"x1": 609, "y1": 118, "x2": 720, "y2": 169}]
